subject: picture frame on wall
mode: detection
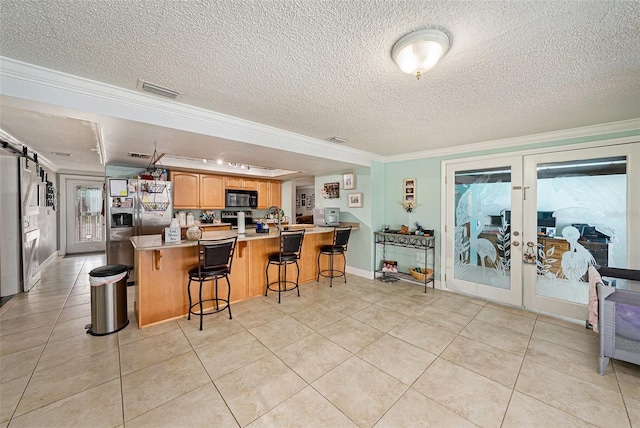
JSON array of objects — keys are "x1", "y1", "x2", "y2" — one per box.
[
  {"x1": 343, "y1": 172, "x2": 355, "y2": 190},
  {"x1": 348, "y1": 192, "x2": 363, "y2": 208}
]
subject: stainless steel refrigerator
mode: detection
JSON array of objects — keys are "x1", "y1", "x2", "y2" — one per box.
[{"x1": 106, "y1": 179, "x2": 173, "y2": 278}]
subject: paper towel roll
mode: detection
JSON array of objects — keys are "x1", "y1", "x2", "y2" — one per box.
[{"x1": 237, "y1": 211, "x2": 246, "y2": 234}]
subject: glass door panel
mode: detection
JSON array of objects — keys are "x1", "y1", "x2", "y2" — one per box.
[
  {"x1": 445, "y1": 156, "x2": 523, "y2": 307},
  {"x1": 65, "y1": 179, "x2": 105, "y2": 254},
  {"x1": 535, "y1": 157, "x2": 626, "y2": 304}
]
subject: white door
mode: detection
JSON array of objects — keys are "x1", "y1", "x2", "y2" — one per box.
[
  {"x1": 65, "y1": 179, "x2": 105, "y2": 254},
  {"x1": 444, "y1": 141, "x2": 639, "y2": 318},
  {"x1": 522, "y1": 143, "x2": 639, "y2": 320},
  {"x1": 20, "y1": 157, "x2": 40, "y2": 291},
  {"x1": 444, "y1": 156, "x2": 524, "y2": 307}
]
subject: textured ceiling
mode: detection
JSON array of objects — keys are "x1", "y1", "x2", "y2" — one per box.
[{"x1": 1, "y1": 0, "x2": 639, "y2": 174}]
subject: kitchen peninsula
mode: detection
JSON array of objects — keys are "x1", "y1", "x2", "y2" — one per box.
[{"x1": 130, "y1": 224, "x2": 358, "y2": 328}]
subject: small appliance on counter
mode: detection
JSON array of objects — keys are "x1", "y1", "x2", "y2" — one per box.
[
  {"x1": 313, "y1": 207, "x2": 340, "y2": 226},
  {"x1": 222, "y1": 210, "x2": 254, "y2": 227}
]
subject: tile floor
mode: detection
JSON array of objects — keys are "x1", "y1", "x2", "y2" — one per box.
[{"x1": 1, "y1": 253, "x2": 638, "y2": 428}]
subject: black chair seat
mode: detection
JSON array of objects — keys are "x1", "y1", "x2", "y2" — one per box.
[
  {"x1": 319, "y1": 245, "x2": 344, "y2": 254},
  {"x1": 188, "y1": 265, "x2": 229, "y2": 278},
  {"x1": 267, "y1": 253, "x2": 298, "y2": 262},
  {"x1": 187, "y1": 237, "x2": 237, "y2": 330},
  {"x1": 317, "y1": 226, "x2": 352, "y2": 287},
  {"x1": 265, "y1": 230, "x2": 305, "y2": 303}
]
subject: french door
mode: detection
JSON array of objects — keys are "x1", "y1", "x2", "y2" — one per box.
[
  {"x1": 65, "y1": 178, "x2": 105, "y2": 254},
  {"x1": 444, "y1": 141, "x2": 639, "y2": 319}
]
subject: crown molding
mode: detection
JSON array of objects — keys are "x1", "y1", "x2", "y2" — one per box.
[
  {"x1": 0, "y1": 57, "x2": 383, "y2": 167},
  {"x1": 387, "y1": 118, "x2": 640, "y2": 162}
]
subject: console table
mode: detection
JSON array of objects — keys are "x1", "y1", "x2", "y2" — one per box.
[{"x1": 374, "y1": 232, "x2": 435, "y2": 292}]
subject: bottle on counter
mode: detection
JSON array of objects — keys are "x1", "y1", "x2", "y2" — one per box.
[
  {"x1": 178, "y1": 211, "x2": 186, "y2": 227},
  {"x1": 186, "y1": 212, "x2": 195, "y2": 226}
]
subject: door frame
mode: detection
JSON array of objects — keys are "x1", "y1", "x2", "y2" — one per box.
[
  {"x1": 441, "y1": 135, "x2": 640, "y2": 317},
  {"x1": 59, "y1": 174, "x2": 106, "y2": 256}
]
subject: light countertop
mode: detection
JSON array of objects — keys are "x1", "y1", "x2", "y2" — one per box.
[{"x1": 130, "y1": 222, "x2": 358, "y2": 251}]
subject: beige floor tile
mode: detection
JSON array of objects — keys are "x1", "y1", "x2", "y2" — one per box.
[
  {"x1": 626, "y1": 397, "x2": 640, "y2": 427},
  {"x1": 346, "y1": 287, "x2": 391, "y2": 304},
  {"x1": 8, "y1": 379, "x2": 123, "y2": 428},
  {"x1": 68, "y1": 285, "x2": 91, "y2": 296},
  {"x1": 214, "y1": 353, "x2": 307, "y2": 426},
  {"x1": 431, "y1": 295, "x2": 484, "y2": 317},
  {"x1": 613, "y1": 360, "x2": 640, "y2": 397},
  {"x1": 178, "y1": 315, "x2": 245, "y2": 348},
  {"x1": 515, "y1": 359, "x2": 630, "y2": 427},
  {"x1": 0, "y1": 327, "x2": 52, "y2": 357},
  {"x1": 1, "y1": 297, "x2": 67, "y2": 319},
  {"x1": 275, "y1": 332, "x2": 351, "y2": 383},
  {"x1": 329, "y1": 294, "x2": 373, "y2": 315},
  {"x1": 413, "y1": 305, "x2": 473, "y2": 334},
  {"x1": 485, "y1": 301, "x2": 538, "y2": 319},
  {"x1": 57, "y1": 302, "x2": 91, "y2": 323},
  {"x1": 36, "y1": 330, "x2": 118, "y2": 371},
  {"x1": 413, "y1": 358, "x2": 512, "y2": 428},
  {"x1": 0, "y1": 310, "x2": 59, "y2": 337},
  {"x1": 388, "y1": 318, "x2": 457, "y2": 355},
  {"x1": 536, "y1": 312, "x2": 587, "y2": 330},
  {"x1": 374, "y1": 294, "x2": 434, "y2": 316},
  {"x1": 14, "y1": 347, "x2": 120, "y2": 417},
  {"x1": 195, "y1": 331, "x2": 270, "y2": 380},
  {"x1": 445, "y1": 292, "x2": 488, "y2": 306},
  {"x1": 312, "y1": 356, "x2": 407, "y2": 428},
  {"x1": 121, "y1": 350, "x2": 209, "y2": 421},
  {"x1": 0, "y1": 345, "x2": 43, "y2": 384},
  {"x1": 502, "y1": 391, "x2": 596, "y2": 428},
  {"x1": 525, "y1": 338, "x2": 619, "y2": 392},
  {"x1": 118, "y1": 319, "x2": 180, "y2": 347},
  {"x1": 233, "y1": 302, "x2": 286, "y2": 330},
  {"x1": 125, "y1": 383, "x2": 239, "y2": 427},
  {"x1": 441, "y1": 335, "x2": 523, "y2": 387},
  {"x1": 249, "y1": 315, "x2": 314, "y2": 351},
  {"x1": 63, "y1": 292, "x2": 91, "y2": 308},
  {"x1": 264, "y1": 294, "x2": 316, "y2": 315},
  {"x1": 247, "y1": 385, "x2": 356, "y2": 428},
  {"x1": 48, "y1": 315, "x2": 91, "y2": 343},
  {"x1": 375, "y1": 387, "x2": 476, "y2": 428},
  {"x1": 475, "y1": 306, "x2": 536, "y2": 336},
  {"x1": 0, "y1": 375, "x2": 29, "y2": 423},
  {"x1": 319, "y1": 317, "x2": 383, "y2": 353},
  {"x1": 350, "y1": 304, "x2": 407, "y2": 333},
  {"x1": 358, "y1": 334, "x2": 436, "y2": 385},
  {"x1": 289, "y1": 305, "x2": 347, "y2": 331},
  {"x1": 119, "y1": 328, "x2": 191, "y2": 375},
  {"x1": 460, "y1": 319, "x2": 531, "y2": 357},
  {"x1": 532, "y1": 320, "x2": 599, "y2": 356}
]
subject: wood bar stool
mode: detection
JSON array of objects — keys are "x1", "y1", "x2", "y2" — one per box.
[
  {"x1": 265, "y1": 230, "x2": 305, "y2": 303},
  {"x1": 317, "y1": 226, "x2": 352, "y2": 287},
  {"x1": 187, "y1": 236, "x2": 237, "y2": 330}
]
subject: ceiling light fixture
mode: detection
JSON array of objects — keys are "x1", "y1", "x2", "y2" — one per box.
[{"x1": 391, "y1": 29, "x2": 450, "y2": 80}]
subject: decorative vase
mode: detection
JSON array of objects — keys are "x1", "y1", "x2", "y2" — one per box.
[{"x1": 186, "y1": 225, "x2": 202, "y2": 241}]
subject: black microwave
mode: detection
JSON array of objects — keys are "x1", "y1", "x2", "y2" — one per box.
[{"x1": 225, "y1": 189, "x2": 258, "y2": 208}]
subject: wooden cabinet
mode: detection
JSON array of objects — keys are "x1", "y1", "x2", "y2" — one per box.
[
  {"x1": 256, "y1": 179, "x2": 281, "y2": 208},
  {"x1": 199, "y1": 174, "x2": 224, "y2": 208},
  {"x1": 224, "y1": 176, "x2": 256, "y2": 190},
  {"x1": 171, "y1": 172, "x2": 199, "y2": 209},
  {"x1": 171, "y1": 172, "x2": 224, "y2": 209}
]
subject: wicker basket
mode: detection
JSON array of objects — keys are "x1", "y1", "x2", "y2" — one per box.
[{"x1": 409, "y1": 268, "x2": 433, "y2": 281}]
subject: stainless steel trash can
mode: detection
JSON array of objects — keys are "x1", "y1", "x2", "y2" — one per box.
[{"x1": 87, "y1": 264, "x2": 130, "y2": 336}]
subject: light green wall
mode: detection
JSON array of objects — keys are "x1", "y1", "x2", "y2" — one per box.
[{"x1": 381, "y1": 129, "x2": 640, "y2": 280}]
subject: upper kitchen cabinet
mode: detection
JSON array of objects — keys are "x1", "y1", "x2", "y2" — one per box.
[
  {"x1": 224, "y1": 176, "x2": 256, "y2": 190},
  {"x1": 171, "y1": 172, "x2": 224, "y2": 209},
  {"x1": 257, "y1": 179, "x2": 282, "y2": 208},
  {"x1": 171, "y1": 171, "x2": 199, "y2": 209},
  {"x1": 199, "y1": 174, "x2": 225, "y2": 208}
]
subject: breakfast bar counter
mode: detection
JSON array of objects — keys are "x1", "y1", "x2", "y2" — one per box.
[{"x1": 130, "y1": 224, "x2": 358, "y2": 328}]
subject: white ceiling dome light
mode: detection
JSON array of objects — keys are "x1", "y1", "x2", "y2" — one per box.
[{"x1": 392, "y1": 29, "x2": 450, "y2": 80}]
